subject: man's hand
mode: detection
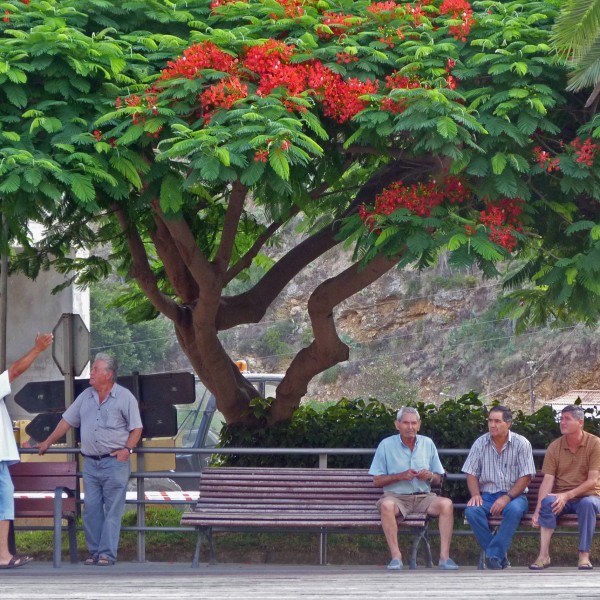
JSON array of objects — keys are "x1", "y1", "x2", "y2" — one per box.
[
  {"x1": 415, "y1": 469, "x2": 434, "y2": 481},
  {"x1": 531, "y1": 509, "x2": 540, "y2": 528},
  {"x1": 400, "y1": 469, "x2": 418, "y2": 480},
  {"x1": 467, "y1": 494, "x2": 483, "y2": 507},
  {"x1": 34, "y1": 333, "x2": 53, "y2": 352},
  {"x1": 35, "y1": 440, "x2": 51, "y2": 455},
  {"x1": 551, "y1": 492, "x2": 570, "y2": 514},
  {"x1": 111, "y1": 448, "x2": 131, "y2": 462},
  {"x1": 489, "y1": 494, "x2": 510, "y2": 516}
]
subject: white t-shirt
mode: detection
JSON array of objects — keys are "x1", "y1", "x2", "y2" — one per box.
[{"x1": 0, "y1": 370, "x2": 19, "y2": 464}]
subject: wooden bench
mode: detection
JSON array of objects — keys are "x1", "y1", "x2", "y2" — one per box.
[
  {"x1": 10, "y1": 461, "x2": 79, "y2": 568},
  {"x1": 181, "y1": 467, "x2": 442, "y2": 568},
  {"x1": 468, "y1": 471, "x2": 592, "y2": 568}
]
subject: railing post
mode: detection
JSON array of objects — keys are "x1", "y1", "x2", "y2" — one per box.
[{"x1": 318, "y1": 453, "x2": 327, "y2": 469}]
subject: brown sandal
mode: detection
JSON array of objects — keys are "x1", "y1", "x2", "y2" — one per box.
[{"x1": 84, "y1": 555, "x2": 98, "y2": 566}]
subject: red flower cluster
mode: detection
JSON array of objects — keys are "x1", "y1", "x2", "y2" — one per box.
[
  {"x1": 336, "y1": 51, "x2": 359, "y2": 64},
  {"x1": 367, "y1": 1, "x2": 401, "y2": 16},
  {"x1": 381, "y1": 71, "x2": 422, "y2": 113},
  {"x1": 479, "y1": 198, "x2": 523, "y2": 252},
  {"x1": 254, "y1": 149, "x2": 269, "y2": 163},
  {"x1": 439, "y1": 0, "x2": 475, "y2": 41},
  {"x1": 361, "y1": 177, "x2": 468, "y2": 227},
  {"x1": 159, "y1": 42, "x2": 237, "y2": 82},
  {"x1": 3, "y1": 10, "x2": 10, "y2": 22},
  {"x1": 533, "y1": 146, "x2": 560, "y2": 172},
  {"x1": 570, "y1": 137, "x2": 598, "y2": 167},
  {"x1": 402, "y1": 2, "x2": 427, "y2": 25},
  {"x1": 201, "y1": 76, "x2": 249, "y2": 121},
  {"x1": 316, "y1": 12, "x2": 355, "y2": 39},
  {"x1": 322, "y1": 77, "x2": 379, "y2": 123},
  {"x1": 268, "y1": 0, "x2": 306, "y2": 19},
  {"x1": 92, "y1": 130, "x2": 102, "y2": 142},
  {"x1": 210, "y1": 0, "x2": 237, "y2": 10},
  {"x1": 244, "y1": 40, "x2": 305, "y2": 97}
]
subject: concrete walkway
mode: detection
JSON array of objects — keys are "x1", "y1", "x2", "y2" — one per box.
[{"x1": 3, "y1": 562, "x2": 600, "y2": 599}]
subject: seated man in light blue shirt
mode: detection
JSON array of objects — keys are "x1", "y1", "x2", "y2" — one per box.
[{"x1": 369, "y1": 406, "x2": 458, "y2": 570}]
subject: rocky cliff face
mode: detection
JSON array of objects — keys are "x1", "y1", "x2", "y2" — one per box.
[{"x1": 231, "y1": 243, "x2": 600, "y2": 413}]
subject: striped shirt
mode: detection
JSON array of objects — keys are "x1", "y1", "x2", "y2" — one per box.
[{"x1": 462, "y1": 431, "x2": 536, "y2": 494}]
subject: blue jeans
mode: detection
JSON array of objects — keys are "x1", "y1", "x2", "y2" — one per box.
[
  {"x1": 83, "y1": 456, "x2": 130, "y2": 562},
  {"x1": 465, "y1": 491, "x2": 528, "y2": 560},
  {"x1": 538, "y1": 494, "x2": 600, "y2": 552}
]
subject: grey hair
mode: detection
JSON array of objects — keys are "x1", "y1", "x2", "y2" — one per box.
[
  {"x1": 94, "y1": 352, "x2": 118, "y2": 382},
  {"x1": 489, "y1": 405, "x2": 513, "y2": 424},
  {"x1": 396, "y1": 406, "x2": 420, "y2": 421},
  {"x1": 562, "y1": 404, "x2": 585, "y2": 421}
]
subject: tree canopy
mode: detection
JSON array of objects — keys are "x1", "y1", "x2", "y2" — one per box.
[{"x1": 3, "y1": 0, "x2": 600, "y2": 424}]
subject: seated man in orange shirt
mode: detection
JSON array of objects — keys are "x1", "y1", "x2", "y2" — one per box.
[{"x1": 530, "y1": 405, "x2": 600, "y2": 571}]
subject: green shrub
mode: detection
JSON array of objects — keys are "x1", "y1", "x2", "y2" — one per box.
[{"x1": 217, "y1": 393, "x2": 600, "y2": 503}]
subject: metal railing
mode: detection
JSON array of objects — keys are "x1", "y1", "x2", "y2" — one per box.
[{"x1": 16, "y1": 446, "x2": 548, "y2": 562}]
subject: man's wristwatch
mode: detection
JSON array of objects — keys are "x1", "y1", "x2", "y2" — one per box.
[
  {"x1": 505, "y1": 492, "x2": 515, "y2": 500},
  {"x1": 124, "y1": 447, "x2": 133, "y2": 454}
]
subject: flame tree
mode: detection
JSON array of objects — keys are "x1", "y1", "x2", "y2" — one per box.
[{"x1": 3, "y1": 0, "x2": 600, "y2": 424}]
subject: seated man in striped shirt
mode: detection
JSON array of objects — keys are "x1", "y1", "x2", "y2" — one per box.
[{"x1": 462, "y1": 405, "x2": 536, "y2": 570}]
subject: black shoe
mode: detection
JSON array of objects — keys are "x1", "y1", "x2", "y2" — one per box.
[
  {"x1": 501, "y1": 557, "x2": 510, "y2": 569},
  {"x1": 485, "y1": 557, "x2": 504, "y2": 570}
]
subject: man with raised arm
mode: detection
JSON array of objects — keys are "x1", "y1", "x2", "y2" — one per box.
[{"x1": 0, "y1": 333, "x2": 53, "y2": 569}]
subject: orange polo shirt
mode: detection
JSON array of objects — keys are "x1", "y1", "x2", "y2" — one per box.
[{"x1": 542, "y1": 431, "x2": 600, "y2": 497}]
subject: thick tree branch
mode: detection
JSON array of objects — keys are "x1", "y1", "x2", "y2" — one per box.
[
  {"x1": 270, "y1": 252, "x2": 400, "y2": 423},
  {"x1": 150, "y1": 199, "x2": 216, "y2": 288},
  {"x1": 214, "y1": 180, "x2": 248, "y2": 274},
  {"x1": 217, "y1": 154, "x2": 438, "y2": 329},
  {"x1": 149, "y1": 212, "x2": 199, "y2": 304},
  {"x1": 113, "y1": 204, "x2": 182, "y2": 323}
]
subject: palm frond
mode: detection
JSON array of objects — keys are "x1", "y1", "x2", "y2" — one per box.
[
  {"x1": 567, "y1": 38, "x2": 600, "y2": 90},
  {"x1": 552, "y1": 0, "x2": 600, "y2": 59}
]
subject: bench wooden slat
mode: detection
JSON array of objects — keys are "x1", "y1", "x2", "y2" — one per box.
[
  {"x1": 182, "y1": 467, "x2": 438, "y2": 568},
  {"x1": 9, "y1": 461, "x2": 79, "y2": 568}
]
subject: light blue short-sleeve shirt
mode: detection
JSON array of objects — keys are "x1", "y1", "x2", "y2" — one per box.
[
  {"x1": 369, "y1": 434, "x2": 444, "y2": 494},
  {"x1": 63, "y1": 382, "x2": 143, "y2": 456}
]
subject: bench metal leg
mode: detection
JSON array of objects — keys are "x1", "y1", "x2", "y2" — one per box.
[
  {"x1": 192, "y1": 529, "x2": 203, "y2": 568},
  {"x1": 53, "y1": 489, "x2": 63, "y2": 568},
  {"x1": 68, "y1": 517, "x2": 78, "y2": 564},
  {"x1": 319, "y1": 531, "x2": 328, "y2": 566},
  {"x1": 192, "y1": 528, "x2": 217, "y2": 567},
  {"x1": 409, "y1": 526, "x2": 432, "y2": 569}
]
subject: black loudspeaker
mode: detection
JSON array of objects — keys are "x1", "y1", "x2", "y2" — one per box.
[
  {"x1": 25, "y1": 413, "x2": 66, "y2": 444},
  {"x1": 141, "y1": 404, "x2": 178, "y2": 438}
]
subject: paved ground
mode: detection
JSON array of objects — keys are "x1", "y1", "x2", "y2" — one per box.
[{"x1": 3, "y1": 562, "x2": 600, "y2": 599}]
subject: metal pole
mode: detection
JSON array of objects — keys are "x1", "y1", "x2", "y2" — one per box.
[
  {"x1": 62, "y1": 314, "x2": 76, "y2": 451},
  {"x1": 132, "y1": 371, "x2": 146, "y2": 563},
  {"x1": 527, "y1": 361, "x2": 536, "y2": 414}
]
